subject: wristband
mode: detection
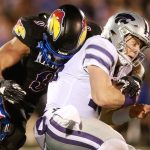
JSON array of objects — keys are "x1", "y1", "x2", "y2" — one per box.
[{"x1": 123, "y1": 94, "x2": 136, "y2": 107}]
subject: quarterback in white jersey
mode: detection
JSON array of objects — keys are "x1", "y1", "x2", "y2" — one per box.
[
  {"x1": 34, "y1": 11, "x2": 150, "y2": 150},
  {"x1": 45, "y1": 35, "x2": 118, "y2": 118}
]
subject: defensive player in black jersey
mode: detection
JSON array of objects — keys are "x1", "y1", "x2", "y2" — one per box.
[{"x1": 0, "y1": 4, "x2": 102, "y2": 150}]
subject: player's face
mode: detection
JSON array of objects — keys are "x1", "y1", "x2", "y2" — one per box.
[{"x1": 124, "y1": 35, "x2": 143, "y2": 60}]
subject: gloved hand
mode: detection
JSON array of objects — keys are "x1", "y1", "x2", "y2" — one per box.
[
  {"x1": 116, "y1": 75, "x2": 142, "y2": 98},
  {"x1": 0, "y1": 96, "x2": 26, "y2": 150},
  {"x1": 0, "y1": 79, "x2": 26, "y2": 104},
  {"x1": 0, "y1": 96, "x2": 13, "y2": 142}
]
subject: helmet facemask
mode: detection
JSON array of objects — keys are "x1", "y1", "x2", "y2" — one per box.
[
  {"x1": 101, "y1": 12, "x2": 150, "y2": 67},
  {"x1": 117, "y1": 29, "x2": 146, "y2": 67}
]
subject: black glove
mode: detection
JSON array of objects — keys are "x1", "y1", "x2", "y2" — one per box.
[
  {"x1": 117, "y1": 75, "x2": 142, "y2": 97},
  {"x1": 0, "y1": 95, "x2": 26, "y2": 150},
  {"x1": 0, "y1": 79, "x2": 26, "y2": 104},
  {"x1": 0, "y1": 96, "x2": 13, "y2": 142},
  {"x1": 0, "y1": 125, "x2": 26, "y2": 150}
]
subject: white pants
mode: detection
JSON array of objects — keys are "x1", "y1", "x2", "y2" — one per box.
[{"x1": 34, "y1": 105, "x2": 135, "y2": 150}]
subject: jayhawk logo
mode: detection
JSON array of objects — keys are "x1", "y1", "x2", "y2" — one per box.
[
  {"x1": 48, "y1": 9, "x2": 65, "y2": 41},
  {"x1": 13, "y1": 20, "x2": 26, "y2": 39}
]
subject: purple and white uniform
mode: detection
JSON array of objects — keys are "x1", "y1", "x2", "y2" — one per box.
[
  {"x1": 34, "y1": 35, "x2": 133, "y2": 150},
  {"x1": 46, "y1": 35, "x2": 118, "y2": 118}
]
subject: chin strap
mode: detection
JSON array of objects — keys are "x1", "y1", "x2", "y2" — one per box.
[{"x1": 36, "y1": 33, "x2": 74, "y2": 68}]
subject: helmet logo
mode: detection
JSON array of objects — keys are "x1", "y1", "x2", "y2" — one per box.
[
  {"x1": 78, "y1": 18, "x2": 87, "y2": 47},
  {"x1": 13, "y1": 19, "x2": 26, "y2": 39},
  {"x1": 48, "y1": 9, "x2": 65, "y2": 41},
  {"x1": 115, "y1": 13, "x2": 135, "y2": 24}
]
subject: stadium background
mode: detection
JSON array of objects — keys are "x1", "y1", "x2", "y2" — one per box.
[{"x1": 0, "y1": 0, "x2": 150, "y2": 150}]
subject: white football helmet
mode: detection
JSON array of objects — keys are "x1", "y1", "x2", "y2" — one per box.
[{"x1": 101, "y1": 11, "x2": 150, "y2": 66}]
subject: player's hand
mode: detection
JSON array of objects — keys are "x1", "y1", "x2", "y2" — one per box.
[
  {"x1": 0, "y1": 96, "x2": 14, "y2": 142},
  {"x1": 0, "y1": 79, "x2": 26, "y2": 104},
  {"x1": 116, "y1": 75, "x2": 141, "y2": 97},
  {"x1": 129, "y1": 104, "x2": 150, "y2": 119}
]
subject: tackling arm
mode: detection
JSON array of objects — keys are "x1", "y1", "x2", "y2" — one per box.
[
  {"x1": 0, "y1": 37, "x2": 29, "y2": 148},
  {"x1": 99, "y1": 104, "x2": 150, "y2": 126},
  {"x1": 0, "y1": 37, "x2": 30, "y2": 78}
]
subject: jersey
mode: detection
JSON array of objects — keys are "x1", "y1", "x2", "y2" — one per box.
[
  {"x1": 3, "y1": 13, "x2": 59, "y2": 125},
  {"x1": 0, "y1": 13, "x2": 103, "y2": 149},
  {"x1": 35, "y1": 104, "x2": 129, "y2": 150},
  {"x1": 2, "y1": 14, "x2": 102, "y2": 125},
  {"x1": 46, "y1": 35, "x2": 118, "y2": 118}
]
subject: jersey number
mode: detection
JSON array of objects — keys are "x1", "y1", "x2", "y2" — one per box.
[{"x1": 29, "y1": 71, "x2": 54, "y2": 92}]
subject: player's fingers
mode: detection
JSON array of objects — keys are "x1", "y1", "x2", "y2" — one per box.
[
  {"x1": 143, "y1": 105, "x2": 150, "y2": 112},
  {"x1": 137, "y1": 111, "x2": 147, "y2": 119}
]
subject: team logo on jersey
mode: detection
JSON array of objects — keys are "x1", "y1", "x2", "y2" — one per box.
[
  {"x1": 48, "y1": 9, "x2": 65, "y2": 41},
  {"x1": 78, "y1": 18, "x2": 87, "y2": 47},
  {"x1": 34, "y1": 20, "x2": 45, "y2": 26},
  {"x1": 115, "y1": 13, "x2": 135, "y2": 24},
  {"x1": 29, "y1": 71, "x2": 54, "y2": 92},
  {"x1": 13, "y1": 19, "x2": 26, "y2": 39}
]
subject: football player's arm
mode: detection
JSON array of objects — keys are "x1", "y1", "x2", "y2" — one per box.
[
  {"x1": 99, "y1": 63, "x2": 148, "y2": 126},
  {"x1": 88, "y1": 65, "x2": 125, "y2": 109},
  {"x1": 99, "y1": 104, "x2": 150, "y2": 126},
  {"x1": 0, "y1": 37, "x2": 30, "y2": 78}
]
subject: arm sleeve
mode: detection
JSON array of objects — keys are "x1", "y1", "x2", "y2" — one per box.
[
  {"x1": 83, "y1": 36, "x2": 118, "y2": 75},
  {"x1": 12, "y1": 16, "x2": 45, "y2": 48}
]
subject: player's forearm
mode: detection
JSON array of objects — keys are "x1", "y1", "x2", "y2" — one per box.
[
  {"x1": 105, "y1": 86, "x2": 125, "y2": 108},
  {"x1": 0, "y1": 42, "x2": 18, "y2": 73},
  {"x1": 0, "y1": 38, "x2": 29, "y2": 74},
  {"x1": 92, "y1": 85, "x2": 125, "y2": 109}
]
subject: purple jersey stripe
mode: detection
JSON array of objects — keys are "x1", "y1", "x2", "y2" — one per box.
[
  {"x1": 49, "y1": 118, "x2": 103, "y2": 145},
  {"x1": 36, "y1": 116, "x2": 47, "y2": 135},
  {"x1": 46, "y1": 125, "x2": 97, "y2": 150},
  {"x1": 85, "y1": 53, "x2": 110, "y2": 71},
  {"x1": 86, "y1": 44, "x2": 115, "y2": 66}
]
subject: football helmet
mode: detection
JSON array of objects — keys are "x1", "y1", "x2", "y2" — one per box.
[
  {"x1": 38, "y1": 4, "x2": 87, "y2": 68},
  {"x1": 47, "y1": 4, "x2": 87, "y2": 56},
  {"x1": 101, "y1": 11, "x2": 150, "y2": 66}
]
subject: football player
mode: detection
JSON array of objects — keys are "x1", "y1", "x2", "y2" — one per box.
[
  {"x1": 0, "y1": 4, "x2": 91, "y2": 150},
  {"x1": 34, "y1": 11, "x2": 150, "y2": 150}
]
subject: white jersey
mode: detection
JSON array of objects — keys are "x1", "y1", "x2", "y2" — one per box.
[
  {"x1": 46, "y1": 35, "x2": 118, "y2": 118},
  {"x1": 35, "y1": 36, "x2": 134, "y2": 149}
]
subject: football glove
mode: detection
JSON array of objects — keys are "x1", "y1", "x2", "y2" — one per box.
[
  {"x1": 117, "y1": 75, "x2": 142, "y2": 98},
  {"x1": 0, "y1": 79, "x2": 26, "y2": 104},
  {"x1": 0, "y1": 96, "x2": 14, "y2": 142}
]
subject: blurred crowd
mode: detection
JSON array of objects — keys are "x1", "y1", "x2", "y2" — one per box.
[{"x1": 0, "y1": 0, "x2": 150, "y2": 148}]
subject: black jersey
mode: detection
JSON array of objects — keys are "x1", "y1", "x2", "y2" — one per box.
[
  {"x1": 0, "y1": 14, "x2": 102, "y2": 150},
  {"x1": 3, "y1": 13, "x2": 60, "y2": 122},
  {"x1": 3, "y1": 14, "x2": 102, "y2": 123}
]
